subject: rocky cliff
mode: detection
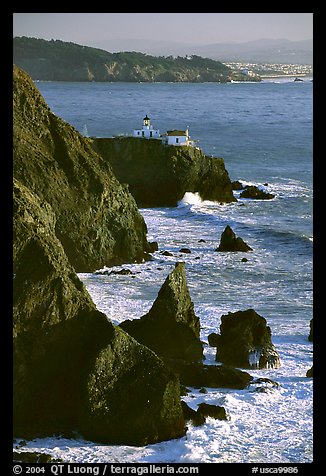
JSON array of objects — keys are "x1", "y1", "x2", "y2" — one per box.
[
  {"x1": 92, "y1": 137, "x2": 236, "y2": 207},
  {"x1": 13, "y1": 65, "x2": 151, "y2": 272},
  {"x1": 13, "y1": 179, "x2": 185, "y2": 444}
]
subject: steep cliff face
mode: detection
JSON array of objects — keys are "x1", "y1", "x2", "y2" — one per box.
[
  {"x1": 13, "y1": 65, "x2": 150, "y2": 272},
  {"x1": 92, "y1": 137, "x2": 236, "y2": 207},
  {"x1": 13, "y1": 178, "x2": 185, "y2": 443}
]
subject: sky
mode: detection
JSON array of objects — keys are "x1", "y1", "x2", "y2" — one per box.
[{"x1": 13, "y1": 13, "x2": 313, "y2": 47}]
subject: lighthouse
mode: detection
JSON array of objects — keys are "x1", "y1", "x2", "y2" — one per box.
[{"x1": 133, "y1": 115, "x2": 160, "y2": 139}]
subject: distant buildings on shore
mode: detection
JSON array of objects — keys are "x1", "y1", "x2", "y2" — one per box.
[{"x1": 133, "y1": 115, "x2": 196, "y2": 147}]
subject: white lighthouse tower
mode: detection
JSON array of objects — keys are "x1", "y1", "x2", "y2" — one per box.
[{"x1": 133, "y1": 115, "x2": 161, "y2": 139}]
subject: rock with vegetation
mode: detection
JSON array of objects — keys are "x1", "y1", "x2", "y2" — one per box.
[
  {"x1": 13, "y1": 65, "x2": 151, "y2": 272},
  {"x1": 210, "y1": 309, "x2": 281, "y2": 369},
  {"x1": 13, "y1": 37, "x2": 260, "y2": 83},
  {"x1": 13, "y1": 176, "x2": 185, "y2": 444},
  {"x1": 92, "y1": 137, "x2": 236, "y2": 207},
  {"x1": 215, "y1": 225, "x2": 253, "y2": 252},
  {"x1": 120, "y1": 263, "x2": 204, "y2": 361}
]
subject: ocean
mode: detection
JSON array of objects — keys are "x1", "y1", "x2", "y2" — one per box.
[{"x1": 14, "y1": 78, "x2": 313, "y2": 464}]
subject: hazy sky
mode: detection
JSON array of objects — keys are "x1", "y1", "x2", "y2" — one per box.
[{"x1": 13, "y1": 13, "x2": 313, "y2": 46}]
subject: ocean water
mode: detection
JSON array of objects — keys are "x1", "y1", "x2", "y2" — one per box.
[{"x1": 15, "y1": 78, "x2": 313, "y2": 463}]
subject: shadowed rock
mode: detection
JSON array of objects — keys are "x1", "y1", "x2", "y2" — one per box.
[
  {"x1": 120, "y1": 262, "x2": 204, "y2": 361},
  {"x1": 240, "y1": 185, "x2": 275, "y2": 200},
  {"x1": 306, "y1": 366, "x2": 313, "y2": 378},
  {"x1": 13, "y1": 65, "x2": 150, "y2": 272},
  {"x1": 13, "y1": 178, "x2": 185, "y2": 445},
  {"x1": 197, "y1": 403, "x2": 229, "y2": 420},
  {"x1": 216, "y1": 225, "x2": 252, "y2": 252},
  {"x1": 308, "y1": 319, "x2": 313, "y2": 341},
  {"x1": 212, "y1": 309, "x2": 281, "y2": 369},
  {"x1": 164, "y1": 358, "x2": 253, "y2": 389}
]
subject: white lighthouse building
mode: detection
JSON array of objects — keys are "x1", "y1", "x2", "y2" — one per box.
[
  {"x1": 162, "y1": 128, "x2": 195, "y2": 147},
  {"x1": 133, "y1": 115, "x2": 161, "y2": 139}
]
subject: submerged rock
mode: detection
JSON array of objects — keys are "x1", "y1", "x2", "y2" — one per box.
[
  {"x1": 216, "y1": 225, "x2": 253, "y2": 252},
  {"x1": 120, "y1": 262, "x2": 204, "y2": 361},
  {"x1": 213, "y1": 309, "x2": 281, "y2": 369},
  {"x1": 13, "y1": 179, "x2": 185, "y2": 445}
]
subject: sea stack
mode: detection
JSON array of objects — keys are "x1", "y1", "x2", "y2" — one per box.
[
  {"x1": 216, "y1": 225, "x2": 253, "y2": 252},
  {"x1": 120, "y1": 262, "x2": 204, "y2": 361},
  {"x1": 209, "y1": 309, "x2": 281, "y2": 369}
]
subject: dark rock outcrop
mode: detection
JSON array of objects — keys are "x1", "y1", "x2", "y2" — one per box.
[
  {"x1": 197, "y1": 403, "x2": 229, "y2": 420},
  {"x1": 92, "y1": 137, "x2": 236, "y2": 207},
  {"x1": 13, "y1": 178, "x2": 185, "y2": 445},
  {"x1": 240, "y1": 185, "x2": 275, "y2": 200},
  {"x1": 231, "y1": 180, "x2": 244, "y2": 190},
  {"x1": 181, "y1": 402, "x2": 206, "y2": 427},
  {"x1": 165, "y1": 359, "x2": 253, "y2": 389},
  {"x1": 13, "y1": 65, "x2": 150, "y2": 272},
  {"x1": 120, "y1": 263, "x2": 204, "y2": 361},
  {"x1": 306, "y1": 366, "x2": 313, "y2": 378},
  {"x1": 212, "y1": 309, "x2": 281, "y2": 369},
  {"x1": 308, "y1": 318, "x2": 313, "y2": 341},
  {"x1": 215, "y1": 225, "x2": 253, "y2": 252}
]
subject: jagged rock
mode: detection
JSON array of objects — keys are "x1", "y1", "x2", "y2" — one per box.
[
  {"x1": 147, "y1": 241, "x2": 159, "y2": 253},
  {"x1": 308, "y1": 318, "x2": 313, "y2": 341},
  {"x1": 214, "y1": 309, "x2": 281, "y2": 369},
  {"x1": 215, "y1": 225, "x2": 253, "y2": 252},
  {"x1": 208, "y1": 333, "x2": 220, "y2": 347},
  {"x1": 306, "y1": 366, "x2": 313, "y2": 378},
  {"x1": 231, "y1": 180, "x2": 244, "y2": 190},
  {"x1": 181, "y1": 402, "x2": 206, "y2": 427},
  {"x1": 13, "y1": 65, "x2": 150, "y2": 272},
  {"x1": 164, "y1": 358, "x2": 253, "y2": 389},
  {"x1": 13, "y1": 178, "x2": 185, "y2": 444},
  {"x1": 197, "y1": 403, "x2": 229, "y2": 420},
  {"x1": 120, "y1": 263, "x2": 203, "y2": 361},
  {"x1": 240, "y1": 185, "x2": 275, "y2": 200},
  {"x1": 179, "y1": 248, "x2": 191, "y2": 254},
  {"x1": 92, "y1": 137, "x2": 236, "y2": 207}
]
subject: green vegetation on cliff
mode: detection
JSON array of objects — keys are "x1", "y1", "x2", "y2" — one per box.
[{"x1": 13, "y1": 36, "x2": 260, "y2": 82}]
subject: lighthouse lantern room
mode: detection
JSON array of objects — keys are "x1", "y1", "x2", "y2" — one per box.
[{"x1": 133, "y1": 115, "x2": 161, "y2": 139}]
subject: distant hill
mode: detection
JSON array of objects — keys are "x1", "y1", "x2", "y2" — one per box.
[
  {"x1": 13, "y1": 36, "x2": 260, "y2": 82},
  {"x1": 90, "y1": 37, "x2": 313, "y2": 65},
  {"x1": 192, "y1": 38, "x2": 313, "y2": 65}
]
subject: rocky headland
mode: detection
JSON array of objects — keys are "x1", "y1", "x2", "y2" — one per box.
[
  {"x1": 92, "y1": 137, "x2": 236, "y2": 207},
  {"x1": 13, "y1": 37, "x2": 261, "y2": 83},
  {"x1": 13, "y1": 65, "x2": 151, "y2": 272}
]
